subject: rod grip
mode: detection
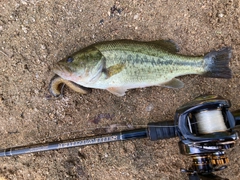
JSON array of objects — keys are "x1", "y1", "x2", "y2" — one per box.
[{"x1": 147, "y1": 121, "x2": 177, "y2": 141}]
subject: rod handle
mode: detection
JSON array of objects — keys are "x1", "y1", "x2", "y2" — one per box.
[{"x1": 147, "y1": 121, "x2": 176, "y2": 141}]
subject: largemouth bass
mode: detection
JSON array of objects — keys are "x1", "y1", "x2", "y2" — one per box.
[{"x1": 52, "y1": 40, "x2": 232, "y2": 96}]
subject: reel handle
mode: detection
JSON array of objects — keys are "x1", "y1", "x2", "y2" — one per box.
[{"x1": 233, "y1": 110, "x2": 240, "y2": 126}]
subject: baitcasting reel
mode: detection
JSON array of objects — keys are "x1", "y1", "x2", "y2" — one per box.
[{"x1": 175, "y1": 94, "x2": 239, "y2": 179}]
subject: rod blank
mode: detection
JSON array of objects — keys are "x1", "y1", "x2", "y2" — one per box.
[{"x1": 0, "y1": 128, "x2": 148, "y2": 157}]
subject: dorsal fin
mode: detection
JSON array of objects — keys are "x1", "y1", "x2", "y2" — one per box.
[{"x1": 149, "y1": 40, "x2": 180, "y2": 53}]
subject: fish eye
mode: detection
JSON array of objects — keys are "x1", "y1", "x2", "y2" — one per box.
[{"x1": 67, "y1": 57, "x2": 74, "y2": 63}]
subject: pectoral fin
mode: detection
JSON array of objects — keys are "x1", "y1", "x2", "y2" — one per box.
[
  {"x1": 103, "y1": 63, "x2": 125, "y2": 78},
  {"x1": 107, "y1": 87, "x2": 128, "y2": 96},
  {"x1": 162, "y1": 78, "x2": 184, "y2": 89}
]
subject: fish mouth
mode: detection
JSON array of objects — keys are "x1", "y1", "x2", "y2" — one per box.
[{"x1": 53, "y1": 63, "x2": 73, "y2": 80}]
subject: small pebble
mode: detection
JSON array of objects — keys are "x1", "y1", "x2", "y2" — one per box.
[
  {"x1": 134, "y1": 14, "x2": 139, "y2": 20},
  {"x1": 218, "y1": 13, "x2": 224, "y2": 18},
  {"x1": 22, "y1": 26, "x2": 28, "y2": 33},
  {"x1": 145, "y1": 103, "x2": 154, "y2": 112}
]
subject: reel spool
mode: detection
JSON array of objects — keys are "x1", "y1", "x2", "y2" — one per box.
[
  {"x1": 175, "y1": 95, "x2": 239, "y2": 177},
  {"x1": 195, "y1": 109, "x2": 227, "y2": 134}
]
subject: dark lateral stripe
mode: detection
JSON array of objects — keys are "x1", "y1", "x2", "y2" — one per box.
[{"x1": 114, "y1": 53, "x2": 202, "y2": 67}]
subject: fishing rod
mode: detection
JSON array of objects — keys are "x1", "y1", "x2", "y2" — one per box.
[{"x1": 1, "y1": 94, "x2": 240, "y2": 180}]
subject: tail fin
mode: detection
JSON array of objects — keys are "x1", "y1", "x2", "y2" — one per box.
[{"x1": 203, "y1": 47, "x2": 232, "y2": 79}]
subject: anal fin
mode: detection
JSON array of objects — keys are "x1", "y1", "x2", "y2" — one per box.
[{"x1": 162, "y1": 78, "x2": 184, "y2": 89}]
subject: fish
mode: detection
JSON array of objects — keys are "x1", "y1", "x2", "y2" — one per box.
[
  {"x1": 52, "y1": 39, "x2": 232, "y2": 97},
  {"x1": 49, "y1": 75, "x2": 91, "y2": 97}
]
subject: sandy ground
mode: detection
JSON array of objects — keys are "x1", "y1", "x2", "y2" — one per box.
[{"x1": 0, "y1": 0, "x2": 240, "y2": 179}]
